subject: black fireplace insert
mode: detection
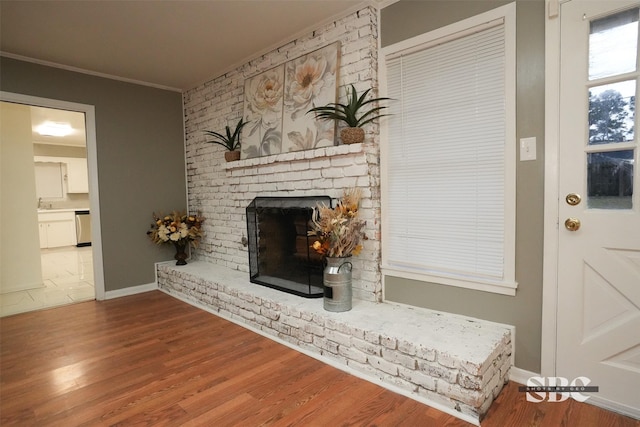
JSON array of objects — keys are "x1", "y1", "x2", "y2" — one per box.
[{"x1": 246, "y1": 196, "x2": 331, "y2": 298}]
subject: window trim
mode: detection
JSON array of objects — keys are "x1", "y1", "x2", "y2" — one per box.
[{"x1": 379, "y1": 2, "x2": 518, "y2": 296}]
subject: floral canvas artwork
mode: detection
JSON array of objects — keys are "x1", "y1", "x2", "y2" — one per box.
[
  {"x1": 282, "y1": 42, "x2": 340, "y2": 153},
  {"x1": 242, "y1": 64, "x2": 285, "y2": 159},
  {"x1": 241, "y1": 43, "x2": 340, "y2": 159}
]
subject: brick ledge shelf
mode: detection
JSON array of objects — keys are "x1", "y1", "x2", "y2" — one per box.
[
  {"x1": 156, "y1": 261, "x2": 512, "y2": 425},
  {"x1": 225, "y1": 143, "x2": 365, "y2": 170}
]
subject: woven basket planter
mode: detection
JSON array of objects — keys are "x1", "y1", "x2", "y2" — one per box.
[
  {"x1": 224, "y1": 150, "x2": 241, "y2": 162},
  {"x1": 340, "y1": 127, "x2": 365, "y2": 144}
]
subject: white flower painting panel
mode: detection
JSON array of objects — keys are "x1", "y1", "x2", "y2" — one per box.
[
  {"x1": 242, "y1": 65, "x2": 285, "y2": 159},
  {"x1": 283, "y1": 42, "x2": 340, "y2": 153}
]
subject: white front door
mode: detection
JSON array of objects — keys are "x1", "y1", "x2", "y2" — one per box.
[{"x1": 558, "y1": 0, "x2": 640, "y2": 416}]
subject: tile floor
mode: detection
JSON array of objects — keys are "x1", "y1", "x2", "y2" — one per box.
[{"x1": 0, "y1": 246, "x2": 95, "y2": 317}]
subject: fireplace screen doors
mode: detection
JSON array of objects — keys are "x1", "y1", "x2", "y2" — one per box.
[{"x1": 246, "y1": 196, "x2": 331, "y2": 298}]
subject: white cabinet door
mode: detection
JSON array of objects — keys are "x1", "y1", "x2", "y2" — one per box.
[
  {"x1": 45, "y1": 220, "x2": 76, "y2": 247},
  {"x1": 39, "y1": 223, "x2": 48, "y2": 249},
  {"x1": 34, "y1": 162, "x2": 64, "y2": 198},
  {"x1": 66, "y1": 158, "x2": 89, "y2": 193},
  {"x1": 38, "y1": 211, "x2": 77, "y2": 248}
]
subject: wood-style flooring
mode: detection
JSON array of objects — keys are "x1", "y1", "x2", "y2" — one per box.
[{"x1": 1, "y1": 291, "x2": 638, "y2": 426}]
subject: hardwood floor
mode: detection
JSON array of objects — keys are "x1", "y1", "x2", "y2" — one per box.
[{"x1": 1, "y1": 291, "x2": 638, "y2": 426}]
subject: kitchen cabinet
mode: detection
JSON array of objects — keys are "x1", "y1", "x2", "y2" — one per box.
[
  {"x1": 66, "y1": 158, "x2": 89, "y2": 193},
  {"x1": 34, "y1": 162, "x2": 64, "y2": 198},
  {"x1": 34, "y1": 156, "x2": 89, "y2": 194},
  {"x1": 38, "y1": 211, "x2": 76, "y2": 248}
]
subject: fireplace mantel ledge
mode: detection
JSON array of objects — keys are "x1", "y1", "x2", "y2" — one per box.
[{"x1": 225, "y1": 143, "x2": 366, "y2": 170}]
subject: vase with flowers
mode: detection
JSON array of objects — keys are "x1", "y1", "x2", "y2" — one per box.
[
  {"x1": 309, "y1": 188, "x2": 366, "y2": 311},
  {"x1": 147, "y1": 211, "x2": 205, "y2": 265}
]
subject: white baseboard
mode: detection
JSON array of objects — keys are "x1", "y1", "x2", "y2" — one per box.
[
  {"x1": 508, "y1": 368, "x2": 639, "y2": 420},
  {"x1": 104, "y1": 282, "x2": 157, "y2": 299},
  {"x1": 586, "y1": 395, "x2": 640, "y2": 420},
  {"x1": 509, "y1": 366, "x2": 539, "y2": 385}
]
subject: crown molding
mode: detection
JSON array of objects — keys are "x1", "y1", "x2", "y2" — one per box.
[{"x1": 0, "y1": 51, "x2": 182, "y2": 93}]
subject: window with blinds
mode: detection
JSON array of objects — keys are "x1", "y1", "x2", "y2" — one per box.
[{"x1": 381, "y1": 3, "x2": 517, "y2": 295}]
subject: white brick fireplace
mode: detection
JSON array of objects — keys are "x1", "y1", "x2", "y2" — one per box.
[
  {"x1": 159, "y1": 6, "x2": 513, "y2": 425},
  {"x1": 183, "y1": 6, "x2": 382, "y2": 302}
]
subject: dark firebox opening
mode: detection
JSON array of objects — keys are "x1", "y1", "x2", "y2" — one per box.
[{"x1": 246, "y1": 196, "x2": 331, "y2": 298}]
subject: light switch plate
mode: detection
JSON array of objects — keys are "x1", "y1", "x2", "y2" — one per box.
[{"x1": 520, "y1": 137, "x2": 537, "y2": 161}]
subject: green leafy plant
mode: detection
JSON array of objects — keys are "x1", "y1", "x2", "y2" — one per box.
[
  {"x1": 203, "y1": 118, "x2": 246, "y2": 151},
  {"x1": 307, "y1": 84, "x2": 390, "y2": 128}
]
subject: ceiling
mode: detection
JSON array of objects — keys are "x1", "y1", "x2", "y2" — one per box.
[
  {"x1": 0, "y1": 0, "x2": 368, "y2": 92},
  {"x1": 30, "y1": 106, "x2": 86, "y2": 148}
]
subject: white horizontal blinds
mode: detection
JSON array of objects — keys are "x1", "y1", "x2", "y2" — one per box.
[{"x1": 386, "y1": 21, "x2": 506, "y2": 280}]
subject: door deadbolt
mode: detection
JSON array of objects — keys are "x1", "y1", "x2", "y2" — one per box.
[
  {"x1": 566, "y1": 193, "x2": 581, "y2": 206},
  {"x1": 564, "y1": 217, "x2": 581, "y2": 231}
]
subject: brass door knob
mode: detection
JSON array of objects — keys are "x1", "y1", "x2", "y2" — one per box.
[
  {"x1": 566, "y1": 193, "x2": 581, "y2": 206},
  {"x1": 565, "y1": 217, "x2": 581, "y2": 231}
]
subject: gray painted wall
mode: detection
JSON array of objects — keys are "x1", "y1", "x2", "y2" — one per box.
[
  {"x1": 0, "y1": 57, "x2": 186, "y2": 292},
  {"x1": 381, "y1": 0, "x2": 545, "y2": 373}
]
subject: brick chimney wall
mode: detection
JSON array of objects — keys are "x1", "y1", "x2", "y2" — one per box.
[{"x1": 182, "y1": 6, "x2": 382, "y2": 302}]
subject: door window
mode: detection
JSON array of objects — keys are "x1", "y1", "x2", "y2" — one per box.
[
  {"x1": 586, "y1": 8, "x2": 638, "y2": 209},
  {"x1": 588, "y1": 8, "x2": 638, "y2": 80}
]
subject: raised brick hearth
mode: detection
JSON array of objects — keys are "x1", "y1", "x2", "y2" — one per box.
[{"x1": 157, "y1": 261, "x2": 512, "y2": 425}]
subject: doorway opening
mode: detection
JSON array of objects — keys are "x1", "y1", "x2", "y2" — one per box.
[{"x1": 0, "y1": 92, "x2": 104, "y2": 316}]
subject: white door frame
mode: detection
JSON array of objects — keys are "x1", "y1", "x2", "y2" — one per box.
[
  {"x1": 541, "y1": 0, "x2": 563, "y2": 378},
  {"x1": 1, "y1": 91, "x2": 106, "y2": 301}
]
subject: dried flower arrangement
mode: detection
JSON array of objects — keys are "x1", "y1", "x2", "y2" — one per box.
[
  {"x1": 147, "y1": 211, "x2": 205, "y2": 247},
  {"x1": 309, "y1": 188, "x2": 366, "y2": 258}
]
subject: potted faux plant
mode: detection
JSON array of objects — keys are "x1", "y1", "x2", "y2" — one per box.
[
  {"x1": 307, "y1": 84, "x2": 390, "y2": 144},
  {"x1": 308, "y1": 188, "x2": 366, "y2": 312},
  {"x1": 203, "y1": 118, "x2": 246, "y2": 162}
]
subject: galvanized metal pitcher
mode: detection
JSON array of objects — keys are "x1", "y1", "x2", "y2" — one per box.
[{"x1": 323, "y1": 256, "x2": 352, "y2": 312}]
